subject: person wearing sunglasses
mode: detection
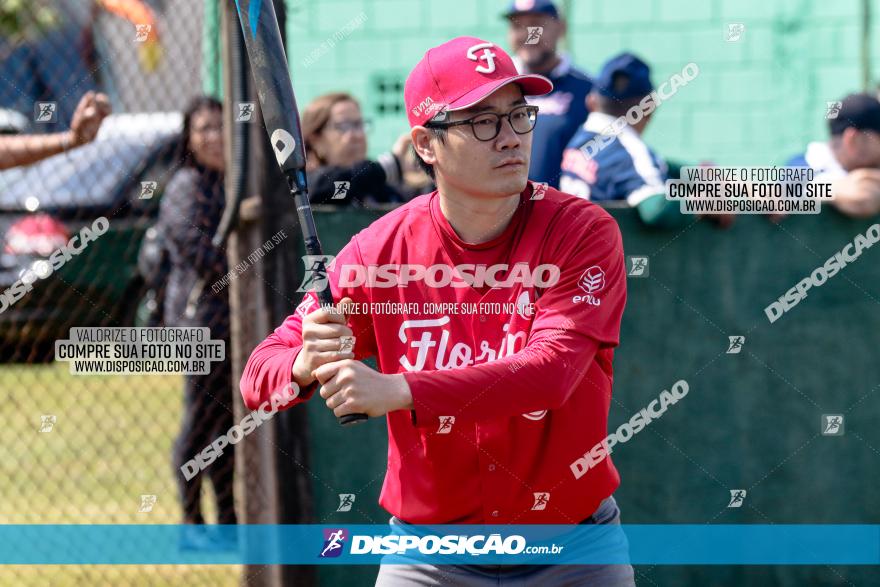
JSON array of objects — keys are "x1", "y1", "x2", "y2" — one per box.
[{"x1": 242, "y1": 36, "x2": 633, "y2": 586}]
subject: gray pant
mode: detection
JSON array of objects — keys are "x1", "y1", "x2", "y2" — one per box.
[{"x1": 375, "y1": 496, "x2": 636, "y2": 586}]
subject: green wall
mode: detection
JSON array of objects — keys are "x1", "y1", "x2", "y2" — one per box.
[
  {"x1": 304, "y1": 206, "x2": 880, "y2": 586},
  {"x1": 204, "y1": 1, "x2": 876, "y2": 168},
  {"x1": 274, "y1": 0, "x2": 876, "y2": 168}
]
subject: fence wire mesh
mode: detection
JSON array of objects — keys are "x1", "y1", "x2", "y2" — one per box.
[
  {"x1": 1, "y1": 1, "x2": 241, "y2": 585},
  {"x1": 3, "y1": 1, "x2": 880, "y2": 587}
]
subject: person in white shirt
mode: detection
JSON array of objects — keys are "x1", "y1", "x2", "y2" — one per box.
[{"x1": 788, "y1": 93, "x2": 880, "y2": 218}]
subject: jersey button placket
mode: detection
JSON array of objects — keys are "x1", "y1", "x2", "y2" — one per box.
[
  {"x1": 473, "y1": 288, "x2": 505, "y2": 522},
  {"x1": 476, "y1": 424, "x2": 497, "y2": 522}
]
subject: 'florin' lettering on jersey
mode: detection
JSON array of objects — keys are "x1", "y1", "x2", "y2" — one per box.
[{"x1": 398, "y1": 316, "x2": 528, "y2": 372}]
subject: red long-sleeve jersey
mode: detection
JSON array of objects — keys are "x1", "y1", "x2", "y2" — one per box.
[{"x1": 241, "y1": 181, "x2": 627, "y2": 524}]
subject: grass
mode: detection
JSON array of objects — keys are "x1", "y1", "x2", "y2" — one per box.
[{"x1": 0, "y1": 363, "x2": 240, "y2": 586}]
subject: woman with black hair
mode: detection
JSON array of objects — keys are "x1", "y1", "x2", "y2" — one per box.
[{"x1": 156, "y1": 96, "x2": 237, "y2": 543}]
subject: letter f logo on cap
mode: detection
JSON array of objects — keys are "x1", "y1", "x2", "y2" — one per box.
[
  {"x1": 404, "y1": 36, "x2": 553, "y2": 127},
  {"x1": 467, "y1": 42, "x2": 497, "y2": 74}
]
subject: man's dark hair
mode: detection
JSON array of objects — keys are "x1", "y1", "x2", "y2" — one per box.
[
  {"x1": 594, "y1": 92, "x2": 647, "y2": 118},
  {"x1": 411, "y1": 127, "x2": 447, "y2": 180},
  {"x1": 828, "y1": 93, "x2": 880, "y2": 136}
]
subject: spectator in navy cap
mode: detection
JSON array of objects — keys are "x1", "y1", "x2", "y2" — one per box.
[
  {"x1": 504, "y1": 0, "x2": 593, "y2": 188},
  {"x1": 787, "y1": 93, "x2": 880, "y2": 217},
  {"x1": 560, "y1": 53, "x2": 728, "y2": 228},
  {"x1": 560, "y1": 53, "x2": 673, "y2": 224}
]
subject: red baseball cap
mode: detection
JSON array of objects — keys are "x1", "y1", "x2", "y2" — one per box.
[{"x1": 404, "y1": 36, "x2": 553, "y2": 128}]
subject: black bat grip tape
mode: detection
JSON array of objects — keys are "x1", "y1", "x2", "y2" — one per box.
[{"x1": 338, "y1": 413, "x2": 369, "y2": 426}]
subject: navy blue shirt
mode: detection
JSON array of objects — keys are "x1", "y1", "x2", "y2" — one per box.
[
  {"x1": 560, "y1": 112, "x2": 667, "y2": 205},
  {"x1": 518, "y1": 55, "x2": 593, "y2": 188}
]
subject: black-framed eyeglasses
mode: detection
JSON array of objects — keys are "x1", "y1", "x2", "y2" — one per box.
[{"x1": 426, "y1": 104, "x2": 539, "y2": 141}]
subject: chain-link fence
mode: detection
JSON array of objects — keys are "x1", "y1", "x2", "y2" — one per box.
[
  {"x1": 4, "y1": 1, "x2": 880, "y2": 587},
  {"x1": 1, "y1": 1, "x2": 240, "y2": 584}
]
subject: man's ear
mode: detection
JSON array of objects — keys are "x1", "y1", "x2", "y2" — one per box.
[
  {"x1": 586, "y1": 92, "x2": 598, "y2": 112},
  {"x1": 411, "y1": 126, "x2": 438, "y2": 165},
  {"x1": 842, "y1": 127, "x2": 861, "y2": 150}
]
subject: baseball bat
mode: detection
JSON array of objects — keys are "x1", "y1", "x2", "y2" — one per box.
[{"x1": 233, "y1": 0, "x2": 368, "y2": 426}]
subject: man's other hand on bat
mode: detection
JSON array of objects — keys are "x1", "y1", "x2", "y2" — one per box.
[{"x1": 292, "y1": 297, "x2": 413, "y2": 418}]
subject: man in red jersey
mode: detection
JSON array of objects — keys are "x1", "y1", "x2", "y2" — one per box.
[{"x1": 241, "y1": 36, "x2": 633, "y2": 586}]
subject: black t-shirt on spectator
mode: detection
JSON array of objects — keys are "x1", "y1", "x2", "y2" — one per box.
[{"x1": 308, "y1": 159, "x2": 403, "y2": 207}]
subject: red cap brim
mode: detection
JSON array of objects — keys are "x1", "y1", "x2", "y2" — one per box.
[{"x1": 445, "y1": 74, "x2": 553, "y2": 114}]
